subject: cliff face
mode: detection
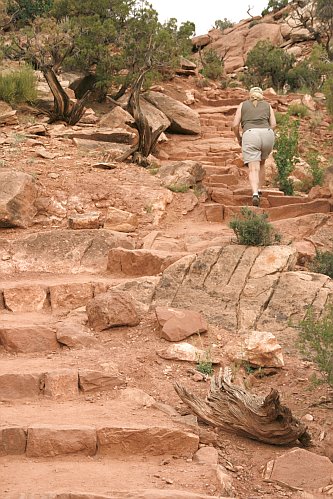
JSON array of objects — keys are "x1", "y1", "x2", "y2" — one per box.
[{"x1": 192, "y1": 3, "x2": 319, "y2": 74}]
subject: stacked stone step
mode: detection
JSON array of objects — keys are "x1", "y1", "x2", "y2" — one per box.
[{"x1": 0, "y1": 233, "x2": 223, "y2": 497}]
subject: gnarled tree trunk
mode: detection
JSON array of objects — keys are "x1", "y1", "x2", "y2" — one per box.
[
  {"x1": 42, "y1": 67, "x2": 90, "y2": 125},
  {"x1": 117, "y1": 71, "x2": 167, "y2": 166},
  {"x1": 175, "y1": 368, "x2": 311, "y2": 447}
]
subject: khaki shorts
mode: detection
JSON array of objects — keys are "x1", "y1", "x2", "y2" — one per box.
[{"x1": 242, "y1": 128, "x2": 275, "y2": 164}]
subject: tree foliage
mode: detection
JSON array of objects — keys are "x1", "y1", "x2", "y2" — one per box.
[
  {"x1": 261, "y1": 0, "x2": 289, "y2": 17},
  {"x1": 243, "y1": 40, "x2": 294, "y2": 90},
  {"x1": 214, "y1": 18, "x2": 233, "y2": 31}
]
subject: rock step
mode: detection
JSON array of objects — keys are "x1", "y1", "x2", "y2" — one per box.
[
  {"x1": 0, "y1": 400, "x2": 198, "y2": 458},
  {"x1": 204, "y1": 199, "x2": 332, "y2": 223},
  {"x1": 0, "y1": 272, "x2": 161, "y2": 315},
  {"x1": 0, "y1": 458, "x2": 222, "y2": 499},
  {"x1": 210, "y1": 190, "x2": 311, "y2": 208},
  {"x1": 205, "y1": 173, "x2": 241, "y2": 184},
  {"x1": 0, "y1": 357, "x2": 126, "y2": 400}
]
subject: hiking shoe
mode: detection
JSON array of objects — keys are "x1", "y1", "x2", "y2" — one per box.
[{"x1": 252, "y1": 194, "x2": 260, "y2": 207}]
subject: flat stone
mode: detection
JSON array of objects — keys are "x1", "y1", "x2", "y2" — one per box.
[
  {"x1": 79, "y1": 366, "x2": 126, "y2": 392},
  {"x1": 43, "y1": 370, "x2": 79, "y2": 400},
  {"x1": 3, "y1": 285, "x2": 48, "y2": 313},
  {"x1": 104, "y1": 206, "x2": 138, "y2": 232},
  {"x1": 158, "y1": 342, "x2": 209, "y2": 363},
  {"x1": 0, "y1": 427, "x2": 27, "y2": 456},
  {"x1": 26, "y1": 425, "x2": 97, "y2": 457},
  {"x1": 49, "y1": 282, "x2": 94, "y2": 311},
  {"x1": 193, "y1": 446, "x2": 219, "y2": 465},
  {"x1": 86, "y1": 291, "x2": 140, "y2": 331},
  {"x1": 264, "y1": 448, "x2": 333, "y2": 491},
  {"x1": 56, "y1": 322, "x2": 97, "y2": 348},
  {"x1": 155, "y1": 306, "x2": 208, "y2": 342},
  {"x1": 68, "y1": 212, "x2": 102, "y2": 230},
  {"x1": 0, "y1": 373, "x2": 41, "y2": 400},
  {"x1": 108, "y1": 248, "x2": 187, "y2": 276},
  {"x1": 97, "y1": 426, "x2": 199, "y2": 457},
  {"x1": 118, "y1": 388, "x2": 155, "y2": 408},
  {"x1": 0, "y1": 325, "x2": 59, "y2": 353}
]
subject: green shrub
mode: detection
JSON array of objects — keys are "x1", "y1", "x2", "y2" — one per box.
[
  {"x1": 306, "y1": 151, "x2": 325, "y2": 187},
  {"x1": 288, "y1": 103, "x2": 308, "y2": 118},
  {"x1": 0, "y1": 66, "x2": 37, "y2": 105},
  {"x1": 323, "y1": 77, "x2": 333, "y2": 116},
  {"x1": 310, "y1": 250, "x2": 333, "y2": 279},
  {"x1": 299, "y1": 305, "x2": 333, "y2": 387},
  {"x1": 244, "y1": 40, "x2": 294, "y2": 90},
  {"x1": 196, "y1": 349, "x2": 214, "y2": 376},
  {"x1": 229, "y1": 207, "x2": 281, "y2": 246},
  {"x1": 214, "y1": 18, "x2": 234, "y2": 31},
  {"x1": 200, "y1": 49, "x2": 224, "y2": 80},
  {"x1": 273, "y1": 113, "x2": 299, "y2": 195},
  {"x1": 261, "y1": 0, "x2": 289, "y2": 16}
]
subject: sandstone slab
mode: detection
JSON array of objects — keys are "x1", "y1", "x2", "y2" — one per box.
[
  {"x1": 68, "y1": 212, "x2": 103, "y2": 230},
  {"x1": 79, "y1": 366, "x2": 126, "y2": 392},
  {"x1": 108, "y1": 248, "x2": 186, "y2": 276},
  {"x1": 86, "y1": 291, "x2": 140, "y2": 331},
  {"x1": 264, "y1": 448, "x2": 333, "y2": 492},
  {"x1": 26, "y1": 425, "x2": 97, "y2": 457},
  {"x1": 49, "y1": 282, "x2": 94, "y2": 311},
  {"x1": 0, "y1": 170, "x2": 38, "y2": 228},
  {"x1": 97, "y1": 426, "x2": 199, "y2": 457},
  {"x1": 6, "y1": 229, "x2": 134, "y2": 274},
  {"x1": 0, "y1": 325, "x2": 59, "y2": 353},
  {"x1": 0, "y1": 373, "x2": 41, "y2": 400},
  {"x1": 0, "y1": 426, "x2": 27, "y2": 456},
  {"x1": 43, "y1": 370, "x2": 79, "y2": 400},
  {"x1": 155, "y1": 306, "x2": 208, "y2": 342},
  {"x1": 158, "y1": 342, "x2": 210, "y2": 363},
  {"x1": 3, "y1": 285, "x2": 48, "y2": 313},
  {"x1": 104, "y1": 207, "x2": 138, "y2": 232},
  {"x1": 193, "y1": 446, "x2": 219, "y2": 465},
  {"x1": 56, "y1": 322, "x2": 97, "y2": 348}
]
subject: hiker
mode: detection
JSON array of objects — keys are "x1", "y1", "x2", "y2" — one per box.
[{"x1": 232, "y1": 87, "x2": 276, "y2": 206}]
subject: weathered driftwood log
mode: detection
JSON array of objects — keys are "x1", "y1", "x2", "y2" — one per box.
[
  {"x1": 174, "y1": 368, "x2": 311, "y2": 447},
  {"x1": 117, "y1": 71, "x2": 167, "y2": 166},
  {"x1": 42, "y1": 67, "x2": 90, "y2": 125}
]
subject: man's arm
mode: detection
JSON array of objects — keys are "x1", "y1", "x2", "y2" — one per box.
[{"x1": 232, "y1": 104, "x2": 242, "y2": 146}]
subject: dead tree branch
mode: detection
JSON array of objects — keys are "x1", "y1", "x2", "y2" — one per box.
[
  {"x1": 175, "y1": 368, "x2": 311, "y2": 447},
  {"x1": 116, "y1": 70, "x2": 167, "y2": 166}
]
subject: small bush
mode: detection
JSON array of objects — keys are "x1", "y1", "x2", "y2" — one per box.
[
  {"x1": 288, "y1": 103, "x2": 308, "y2": 118},
  {"x1": 0, "y1": 66, "x2": 37, "y2": 105},
  {"x1": 306, "y1": 151, "x2": 325, "y2": 187},
  {"x1": 200, "y1": 49, "x2": 224, "y2": 80},
  {"x1": 274, "y1": 113, "x2": 299, "y2": 195},
  {"x1": 323, "y1": 76, "x2": 333, "y2": 116},
  {"x1": 244, "y1": 40, "x2": 294, "y2": 90},
  {"x1": 214, "y1": 18, "x2": 234, "y2": 31},
  {"x1": 310, "y1": 250, "x2": 333, "y2": 279},
  {"x1": 196, "y1": 349, "x2": 214, "y2": 376},
  {"x1": 261, "y1": 0, "x2": 289, "y2": 16},
  {"x1": 299, "y1": 305, "x2": 333, "y2": 387},
  {"x1": 229, "y1": 207, "x2": 281, "y2": 246}
]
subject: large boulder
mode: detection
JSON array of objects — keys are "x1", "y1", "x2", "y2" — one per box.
[
  {"x1": 0, "y1": 170, "x2": 38, "y2": 228},
  {"x1": 143, "y1": 91, "x2": 201, "y2": 135},
  {"x1": 140, "y1": 98, "x2": 171, "y2": 134},
  {"x1": 86, "y1": 291, "x2": 140, "y2": 331},
  {"x1": 153, "y1": 244, "x2": 333, "y2": 331}
]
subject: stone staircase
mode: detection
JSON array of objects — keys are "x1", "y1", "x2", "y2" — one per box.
[
  {"x1": 161, "y1": 93, "x2": 332, "y2": 225},
  {"x1": 0, "y1": 269, "x2": 223, "y2": 498}
]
